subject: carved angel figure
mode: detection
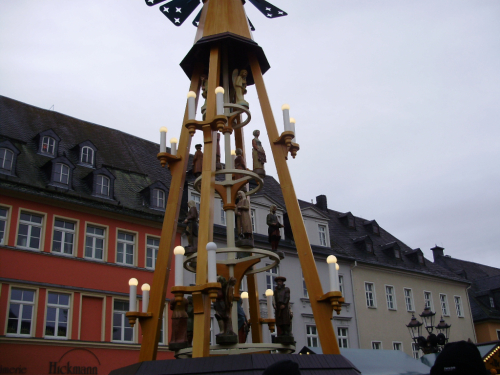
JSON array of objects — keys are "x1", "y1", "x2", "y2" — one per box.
[{"x1": 232, "y1": 69, "x2": 249, "y2": 108}]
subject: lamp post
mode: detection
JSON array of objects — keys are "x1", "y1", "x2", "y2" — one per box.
[{"x1": 406, "y1": 307, "x2": 451, "y2": 354}]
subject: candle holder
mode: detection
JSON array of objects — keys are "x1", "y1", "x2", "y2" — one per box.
[
  {"x1": 157, "y1": 152, "x2": 182, "y2": 168},
  {"x1": 260, "y1": 318, "x2": 276, "y2": 333},
  {"x1": 273, "y1": 131, "x2": 300, "y2": 159},
  {"x1": 125, "y1": 311, "x2": 152, "y2": 328},
  {"x1": 171, "y1": 282, "x2": 222, "y2": 303},
  {"x1": 318, "y1": 291, "x2": 344, "y2": 315}
]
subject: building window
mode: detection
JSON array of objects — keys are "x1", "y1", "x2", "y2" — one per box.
[
  {"x1": 424, "y1": 291, "x2": 433, "y2": 311},
  {"x1": 152, "y1": 189, "x2": 165, "y2": 209},
  {"x1": 490, "y1": 297, "x2": 495, "y2": 308},
  {"x1": 393, "y1": 342, "x2": 403, "y2": 351},
  {"x1": 85, "y1": 225, "x2": 105, "y2": 260},
  {"x1": 440, "y1": 294, "x2": 449, "y2": 316},
  {"x1": 276, "y1": 214, "x2": 285, "y2": 238},
  {"x1": 220, "y1": 202, "x2": 226, "y2": 226},
  {"x1": 7, "y1": 288, "x2": 35, "y2": 336},
  {"x1": 306, "y1": 325, "x2": 319, "y2": 347},
  {"x1": 17, "y1": 212, "x2": 43, "y2": 250},
  {"x1": 318, "y1": 225, "x2": 327, "y2": 246},
  {"x1": 394, "y1": 249, "x2": 401, "y2": 259},
  {"x1": 412, "y1": 343, "x2": 421, "y2": 359},
  {"x1": 373, "y1": 225, "x2": 379, "y2": 235},
  {"x1": 365, "y1": 282, "x2": 375, "y2": 308},
  {"x1": 52, "y1": 219, "x2": 75, "y2": 255},
  {"x1": 113, "y1": 300, "x2": 133, "y2": 342},
  {"x1": 404, "y1": 288, "x2": 414, "y2": 311},
  {"x1": 96, "y1": 175, "x2": 110, "y2": 197},
  {"x1": 372, "y1": 341, "x2": 382, "y2": 350},
  {"x1": 0, "y1": 207, "x2": 8, "y2": 245},
  {"x1": 348, "y1": 217, "x2": 355, "y2": 228},
  {"x1": 302, "y1": 272, "x2": 308, "y2": 298},
  {"x1": 81, "y1": 146, "x2": 94, "y2": 165},
  {"x1": 146, "y1": 237, "x2": 160, "y2": 269},
  {"x1": 497, "y1": 330, "x2": 500, "y2": 341},
  {"x1": 266, "y1": 265, "x2": 279, "y2": 290},
  {"x1": 418, "y1": 253, "x2": 424, "y2": 264},
  {"x1": 45, "y1": 292, "x2": 70, "y2": 339},
  {"x1": 251, "y1": 209, "x2": 256, "y2": 233},
  {"x1": 338, "y1": 327, "x2": 349, "y2": 348},
  {"x1": 386, "y1": 285, "x2": 396, "y2": 310},
  {"x1": 117, "y1": 232, "x2": 135, "y2": 265},
  {"x1": 41, "y1": 136, "x2": 56, "y2": 155},
  {"x1": 53, "y1": 163, "x2": 70, "y2": 185},
  {"x1": 454, "y1": 296, "x2": 464, "y2": 317},
  {"x1": 192, "y1": 194, "x2": 200, "y2": 212},
  {"x1": 366, "y1": 242, "x2": 373, "y2": 253},
  {"x1": 339, "y1": 275, "x2": 344, "y2": 295},
  {"x1": 0, "y1": 148, "x2": 14, "y2": 171}
]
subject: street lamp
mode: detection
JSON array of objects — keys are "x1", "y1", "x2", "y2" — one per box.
[{"x1": 406, "y1": 306, "x2": 451, "y2": 354}]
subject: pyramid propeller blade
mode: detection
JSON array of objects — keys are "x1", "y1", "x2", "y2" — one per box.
[
  {"x1": 159, "y1": 0, "x2": 201, "y2": 27},
  {"x1": 145, "y1": 0, "x2": 168, "y2": 6},
  {"x1": 247, "y1": 17, "x2": 256, "y2": 31},
  {"x1": 192, "y1": 8, "x2": 202, "y2": 27},
  {"x1": 248, "y1": 0, "x2": 287, "y2": 19}
]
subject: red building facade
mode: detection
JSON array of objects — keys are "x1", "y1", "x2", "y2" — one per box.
[{"x1": 0, "y1": 96, "x2": 178, "y2": 374}]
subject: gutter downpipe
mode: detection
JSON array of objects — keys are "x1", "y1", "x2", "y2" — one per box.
[
  {"x1": 465, "y1": 283, "x2": 477, "y2": 343},
  {"x1": 350, "y1": 260, "x2": 361, "y2": 348}
]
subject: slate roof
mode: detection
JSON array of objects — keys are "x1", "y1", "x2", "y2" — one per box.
[
  {"x1": 0, "y1": 95, "x2": 468, "y2": 285},
  {"x1": 433, "y1": 254, "x2": 500, "y2": 322}
]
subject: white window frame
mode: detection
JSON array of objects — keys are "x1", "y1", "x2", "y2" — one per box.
[
  {"x1": 112, "y1": 299, "x2": 134, "y2": 343},
  {"x1": 339, "y1": 275, "x2": 344, "y2": 295},
  {"x1": 52, "y1": 218, "x2": 76, "y2": 256},
  {"x1": 41, "y1": 136, "x2": 56, "y2": 155},
  {"x1": 250, "y1": 209, "x2": 256, "y2": 233},
  {"x1": 191, "y1": 193, "x2": 200, "y2": 212},
  {"x1": 0, "y1": 206, "x2": 9, "y2": 245},
  {"x1": 393, "y1": 342, "x2": 403, "y2": 351},
  {"x1": 338, "y1": 327, "x2": 349, "y2": 348},
  {"x1": 372, "y1": 341, "x2": 382, "y2": 350},
  {"x1": 85, "y1": 224, "x2": 106, "y2": 261},
  {"x1": 276, "y1": 213, "x2": 285, "y2": 238},
  {"x1": 404, "y1": 288, "x2": 414, "y2": 312},
  {"x1": 116, "y1": 231, "x2": 135, "y2": 266},
  {"x1": 220, "y1": 200, "x2": 226, "y2": 226},
  {"x1": 412, "y1": 342, "x2": 421, "y2": 359},
  {"x1": 45, "y1": 292, "x2": 71, "y2": 339},
  {"x1": 318, "y1": 224, "x2": 327, "y2": 246},
  {"x1": 266, "y1": 265, "x2": 279, "y2": 290},
  {"x1": 440, "y1": 294, "x2": 449, "y2": 316},
  {"x1": 0, "y1": 148, "x2": 14, "y2": 171},
  {"x1": 6, "y1": 287, "x2": 36, "y2": 337},
  {"x1": 306, "y1": 324, "x2": 319, "y2": 348},
  {"x1": 81, "y1": 146, "x2": 94, "y2": 165},
  {"x1": 490, "y1": 297, "x2": 495, "y2": 308},
  {"x1": 365, "y1": 282, "x2": 376, "y2": 308},
  {"x1": 424, "y1": 291, "x2": 434, "y2": 311},
  {"x1": 152, "y1": 189, "x2": 165, "y2": 209},
  {"x1": 385, "y1": 285, "x2": 396, "y2": 310},
  {"x1": 17, "y1": 211, "x2": 44, "y2": 251},
  {"x1": 454, "y1": 295, "x2": 464, "y2": 317},
  {"x1": 96, "y1": 175, "x2": 110, "y2": 197},
  {"x1": 146, "y1": 236, "x2": 160, "y2": 269},
  {"x1": 53, "y1": 163, "x2": 70, "y2": 185},
  {"x1": 302, "y1": 271, "x2": 308, "y2": 298}
]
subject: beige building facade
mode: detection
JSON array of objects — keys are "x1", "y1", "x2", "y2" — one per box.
[{"x1": 352, "y1": 262, "x2": 476, "y2": 358}]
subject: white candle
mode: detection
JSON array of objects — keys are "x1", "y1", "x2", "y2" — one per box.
[
  {"x1": 265, "y1": 289, "x2": 274, "y2": 319},
  {"x1": 231, "y1": 149, "x2": 236, "y2": 169},
  {"x1": 174, "y1": 246, "x2": 185, "y2": 286},
  {"x1": 241, "y1": 291, "x2": 249, "y2": 318},
  {"x1": 128, "y1": 278, "x2": 138, "y2": 312},
  {"x1": 207, "y1": 242, "x2": 217, "y2": 283},
  {"x1": 141, "y1": 283, "x2": 150, "y2": 312},
  {"x1": 187, "y1": 91, "x2": 196, "y2": 120},
  {"x1": 215, "y1": 87, "x2": 224, "y2": 115},
  {"x1": 282, "y1": 104, "x2": 291, "y2": 131},
  {"x1": 327, "y1": 255, "x2": 339, "y2": 292},
  {"x1": 159, "y1": 127, "x2": 167, "y2": 153},
  {"x1": 290, "y1": 117, "x2": 296, "y2": 143},
  {"x1": 170, "y1": 138, "x2": 178, "y2": 155}
]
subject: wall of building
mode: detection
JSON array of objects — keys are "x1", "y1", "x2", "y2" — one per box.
[
  {"x1": 0, "y1": 193, "x2": 178, "y2": 373},
  {"x1": 352, "y1": 263, "x2": 476, "y2": 358},
  {"x1": 475, "y1": 321, "x2": 500, "y2": 343}
]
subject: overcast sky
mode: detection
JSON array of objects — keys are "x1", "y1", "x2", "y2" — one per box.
[{"x1": 1, "y1": 1, "x2": 499, "y2": 268}]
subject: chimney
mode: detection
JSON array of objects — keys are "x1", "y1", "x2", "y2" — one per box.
[
  {"x1": 316, "y1": 195, "x2": 327, "y2": 211},
  {"x1": 431, "y1": 246, "x2": 444, "y2": 261}
]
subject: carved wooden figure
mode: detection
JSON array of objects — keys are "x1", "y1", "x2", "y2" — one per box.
[
  {"x1": 169, "y1": 297, "x2": 189, "y2": 350},
  {"x1": 192, "y1": 144, "x2": 203, "y2": 177},
  {"x1": 252, "y1": 130, "x2": 267, "y2": 177},
  {"x1": 267, "y1": 205, "x2": 283, "y2": 251},
  {"x1": 273, "y1": 276, "x2": 293, "y2": 339}
]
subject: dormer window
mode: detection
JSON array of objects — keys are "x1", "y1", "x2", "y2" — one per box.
[
  {"x1": 366, "y1": 242, "x2": 373, "y2": 253},
  {"x1": 0, "y1": 148, "x2": 14, "y2": 172},
  {"x1": 418, "y1": 253, "x2": 424, "y2": 264},
  {"x1": 42, "y1": 136, "x2": 56, "y2": 155},
  {"x1": 364, "y1": 220, "x2": 380, "y2": 236},
  {"x1": 96, "y1": 175, "x2": 110, "y2": 196},
  {"x1": 405, "y1": 248, "x2": 426, "y2": 266},
  {"x1": 339, "y1": 212, "x2": 356, "y2": 229},
  {"x1": 53, "y1": 163, "x2": 70, "y2": 184},
  {"x1": 353, "y1": 235, "x2": 373, "y2": 253},
  {"x1": 152, "y1": 188, "x2": 165, "y2": 209},
  {"x1": 81, "y1": 146, "x2": 94, "y2": 165},
  {"x1": 381, "y1": 242, "x2": 401, "y2": 259},
  {"x1": 395, "y1": 248, "x2": 401, "y2": 258},
  {"x1": 348, "y1": 217, "x2": 355, "y2": 227}
]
